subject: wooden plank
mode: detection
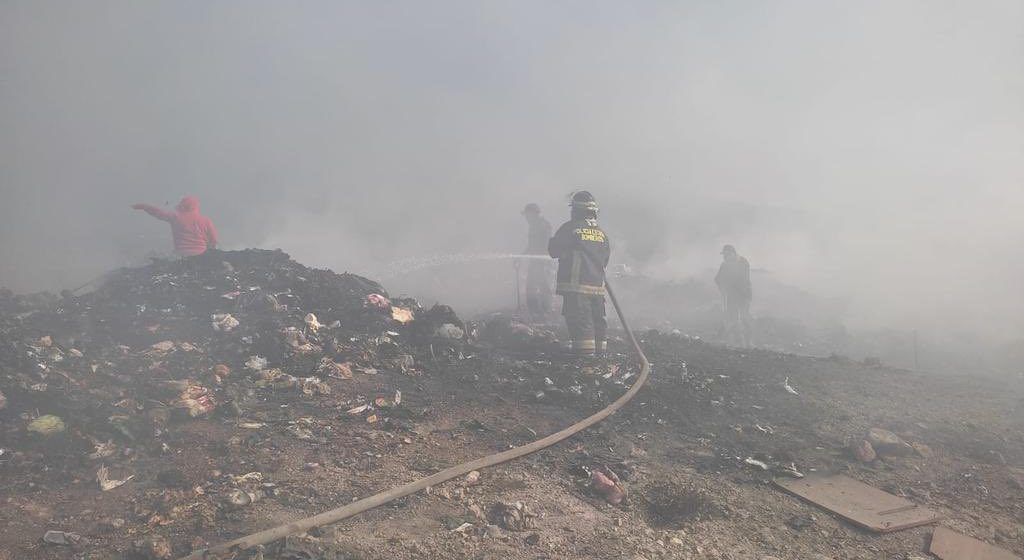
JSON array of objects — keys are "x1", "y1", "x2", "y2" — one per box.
[
  {"x1": 930, "y1": 526, "x2": 1021, "y2": 560},
  {"x1": 775, "y1": 474, "x2": 940, "y2": 533}
]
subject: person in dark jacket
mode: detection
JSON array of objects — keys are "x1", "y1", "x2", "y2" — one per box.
[
  {"x1": 522, "y1": 203, "x2": 554, "y2": 320},
  {"x1": 714, "y1": 244, "x2": 752, "y2": 347},
  {"x1": 548, "y1": 191, "x2": 611, "y2": 356}
]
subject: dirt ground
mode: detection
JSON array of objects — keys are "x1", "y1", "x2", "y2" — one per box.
[{"x1": 2, "y1": 254, "x2": 1023, "y2": 560}]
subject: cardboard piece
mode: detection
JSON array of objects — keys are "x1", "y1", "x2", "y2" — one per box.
[
  {"x1": 775, "y1": 474, "x2": 940, "y2": 533},
  {"x1": 929, "y1": 526, "x2": 1021, "y2": 560}
]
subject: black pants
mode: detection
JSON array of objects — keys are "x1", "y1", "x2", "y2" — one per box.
[{"x1": 561, "y1": 293, "x2": 607, "y2": 355}]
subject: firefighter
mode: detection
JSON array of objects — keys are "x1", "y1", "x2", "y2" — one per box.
[
  {"x1": 548, "y1": 191, "x2": 611, "y2": 356},
  {"x1": 131, "y1": 196, "x2": 219, "y2": 257},
  {"x1": 714, "y1": 244, "x2": 752, "y2": 347},
  {"x1": 521, "y1": 203, "x2": 554, "y2": 320}
]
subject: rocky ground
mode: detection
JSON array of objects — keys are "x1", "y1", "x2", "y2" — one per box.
[{"x1": 1, "y1": 250, "x2": 1022, "y2": 559}]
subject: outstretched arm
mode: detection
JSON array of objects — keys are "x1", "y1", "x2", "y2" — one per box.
[{"x1": 131, "y1": 203, "x2": 174, "y2": 222}]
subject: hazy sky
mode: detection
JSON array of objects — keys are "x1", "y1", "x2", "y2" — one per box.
[{"x1": 2, "y1": 1, "x2": 1022, "y2": 334}]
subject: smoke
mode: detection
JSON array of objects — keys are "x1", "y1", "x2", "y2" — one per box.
[{"x1": 2, "y1": 1, "x2": 1022, "y2": 340}]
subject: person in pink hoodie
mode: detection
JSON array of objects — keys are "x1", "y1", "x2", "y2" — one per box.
[{"x1": 131, "y1": 196, "x2": 218, "y2": 256}]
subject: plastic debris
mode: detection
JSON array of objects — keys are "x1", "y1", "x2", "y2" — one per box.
[
  {"x1": 97, "y1": 465, "x2": 134, "y2": 491},
  {"x1": 304, "y1": 313, "x2": 322, "y2": 332},
  {"x1": 465, "y1": 470, "x2": 481, "y2": 484},
  {"x1": 744, "y1": 457, "x2": 770, "y2": 470},
  {"x1": 245, "y1": 356, "x2": 269, "y2": 371},
  {"x1": 783, "y1": 377, "x2": 799, "y2": 396},
  {"x1": 347, "y1": 404, "x2": 371, "y2": 415},
  {"x1": 211, "y1": 313, "x2": 240, "y2": 332},
  {"x1": 365, "y1": 293, "x2": 390, "y2": 310},
  {"x1": 300, "y1": 377, "x2": 331, "y2": 396},
  {"x1": 148, "y1": 341, "x2": 176, "y2": 356},
  {"x1": 452, "y1": 522, "x2": 475, "y2": 534},
  {"x1": 88, "y1": 439, "x2": 117, "y2": 459},
  {"x1": 318, "y1": 358, "x2": 353, "y2": 380},
  {"x1": 435, "y1": 323, "x2": 465, "y2": 339},
  {"x1": 391, "y1": 307, "x2": 415, "y2": 324},
  {"x1": 489, "y1": 501, "x2": 536, "y2": 531},
  {"x1": 227, "y1": 488, "x2": 265, "y2": 506},
  {"x1": 27, "y1": 414, "x2": 66, "y2": 435},
  {"x1": 43, "y1": 530, "x2": 81, "y2": 546},
  {"x1": 173, "y1": 382, "x2": 217, "y2": 417},
  {"x1": 0, "y1": 389, "x2": 6, "y2": 410}
]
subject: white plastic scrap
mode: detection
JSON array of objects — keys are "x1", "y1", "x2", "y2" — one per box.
[
  {"x1": 88, "y1": 440, "x2": 117, "y2": 459},
  {"x1": 783, "y1": 376, "x2": 799, "y2": 396},
  {"x1": 245, "y1": 356, "x2": 268, "y2": 371},
  {"x1": 435, "y1": 323, "x2": 464, "y2": 339},
  {"x1": 304, "y1": 313, "x2": 322, "y2": 332},
  {"x1": 97, "y1": 465, "x2": 134, "y2": 491},
  {"x1": 211, "y1": 313, "x2": 240, "y2": 332},
  {"x1": 743, "y1": 457, "x2": 769, "y2": 470}
]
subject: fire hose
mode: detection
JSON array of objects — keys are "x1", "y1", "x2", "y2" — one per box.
[{"x1": 183, "y1": 277, "x2": 650, "y2": 559}]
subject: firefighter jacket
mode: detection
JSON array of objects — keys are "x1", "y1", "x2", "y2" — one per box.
[
  {"x1": 715, "y1": 256, "x2": 752, "y2": 300},
  {"x1": 548, "y1": 217, "x2": 611, "y2": 296}
]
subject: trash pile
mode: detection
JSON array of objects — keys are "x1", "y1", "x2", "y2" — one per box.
[{"x1": 0, "y1": 250, "x2": 465, "y2": 506}]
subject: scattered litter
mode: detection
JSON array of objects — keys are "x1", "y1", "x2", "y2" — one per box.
[
  {"x1": 97, "y1": 465, "x2": 134, "y2": 491},
  {"x1": 173, "y1": 382, "x2": 217, "y2": 417},
  {"x1": 304, "y1": 313, "x2": 322, "y2": 332},
  {"x1": 489, "y1": 501, "x2": 536, "y2": 531},
  {"x1": 744, "y1": 457, "x2": 769, "y2": 470},
  {"x1": 754, "y1": 424, "x2": 774, "y2": 435},
  {"x1": 211, "y1": 313, "x2": 240, "y2": 332},
  {"x1": 88, "y1": 439, "x2": 117, "y2": 459},
  {"x1": 300, "y1": 377, "x2": 331, "y2": 396},
  {"x1": 0, "y1": 389, "x2": 5, "y2": 410},
  {"x1": 783, "y1": 377, "x2": 799, "y2": 396},
  {"x1": 245, "y1": 356, "x2": 268, "y2": 371},
  {"x1": 318, "y1": 358, "x2": 353, "y2": 379},
  {"x1": 365, "y1": 293, "x2": 390, "y2": 310},
  {"x1": 435, "y1": 323, "x2": 465, "y2": 339},
  {"x1": 777, "y1": 462, "x2": 805, "y2": 479},
  {"x1": 27, "y1": 414, "x2": 65, "y2": 435},
  {"x1": 226, "y1": 488, "x2": 265, "y2": 507},
  {"x1": 452, "y1": 522, "x2": 475, "y2": 534},
  {"x1": 147, "y1": 341, "x2": 176, "y2": 356},
  {"x1": 465, "y1": 471, "x2": 481, "y2": 484},
  {"x1": 347, "y1": 404, "x2": 371, "y2": 415},
  {"x1": 391, "y1": 307, "x2": 415, "y2": 324},
  {"x1": 43, "y1": 530, "x2": 81, "y2": 546}
]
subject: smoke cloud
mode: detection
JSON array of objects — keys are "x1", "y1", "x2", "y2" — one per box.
[{"x1": 2, "y1": 2, "x2": 1022, "y2": 341}]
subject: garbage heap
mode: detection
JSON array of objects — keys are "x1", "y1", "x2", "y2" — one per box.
[{"x1": 0, "y1": 249, "x2": 467, "y2": 475}]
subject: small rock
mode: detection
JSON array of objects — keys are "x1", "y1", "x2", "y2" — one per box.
[
  {"x1": 468, "y1": 504, "x2": 486, "y2": 520},
  {"x1": 42, "y1": 531, "x2": 81, "y2": 546},
  {"x1": 133, "y1": 536, "x2": 172, "y2": 559},
  {"x1": 866, "y1": 428, "x2": 910, "y2": 455},
  {"x1": 851, "y1": 440, "x2": 876, "y2": 462},
  {"x1": 525, "y1": 533, "x2": 541, "y2": 545},
  {"x1": 485, "y1": 525, "x2": 503, "y2": 539}
]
